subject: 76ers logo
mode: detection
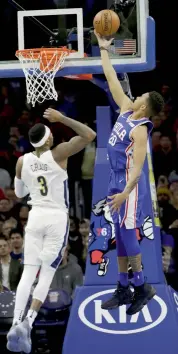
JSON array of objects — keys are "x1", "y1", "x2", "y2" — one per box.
[{"x1": 97, "y1": 228, "x2": 107, "y2": 236}]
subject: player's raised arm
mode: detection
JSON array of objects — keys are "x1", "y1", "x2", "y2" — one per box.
[
  {"x1": 43, "y1": 108, "x2": 96, "y2": 160},
  {"x1": 94, "y1": 30, "x2": 133, "y2": 113},
  {"x1": 14, "y1": 156, "x2": 29, "y2": 198}
]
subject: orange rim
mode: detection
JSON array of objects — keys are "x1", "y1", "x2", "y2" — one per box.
[
  {"x1": 16, "y1": 47, "x2": 71, "y2": 72},
  {"x1": 15, "y1": 47, "x2": 70, "y2": 59}
]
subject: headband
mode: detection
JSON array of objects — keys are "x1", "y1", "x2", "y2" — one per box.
[{"x1": 31, "y1": 126, "x2": 51, "y2": 148}]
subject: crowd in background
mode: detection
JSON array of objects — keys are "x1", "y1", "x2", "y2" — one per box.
[
  {"x1": 0, "y1": 78, "x2": 103, "y2": 297},
  {"x1": 0, "y1": 76, "x2": 178, "y2": 296}
]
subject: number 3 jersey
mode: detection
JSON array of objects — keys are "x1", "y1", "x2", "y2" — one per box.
[
  {"x1": 21, "y1": 150, "x2": 69, "y2": 213},
  {"x1": 107, "y1": 110, "x2": 153, "y2": 228}
]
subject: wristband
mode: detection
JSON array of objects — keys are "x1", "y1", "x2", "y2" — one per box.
[{"x1": 99, "y1": 47, "x2": 109, "y2": 52}]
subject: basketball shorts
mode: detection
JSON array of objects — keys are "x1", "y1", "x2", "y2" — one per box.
[
  {"x1": 24, "y1": 207, "x2": 69, "y2": 269},
  {"x1": 108, "y1": 169, "x2": 146, "y2": 229}
]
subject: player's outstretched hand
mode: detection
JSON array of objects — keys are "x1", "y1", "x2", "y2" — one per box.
[
  {"x1": 43, "y1": 108, "x2": 64, "y2": 123},
  {"x1": 94, "y1": 30, "x2": 114, "y2": 49}
]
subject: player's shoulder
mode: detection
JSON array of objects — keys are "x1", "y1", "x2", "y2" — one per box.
[
  {"x1": 19, "y1": 152, "x2": 33, "y2": 164},
  {"x1": 52, "y1": 143, "x2": 68, "y2": 169},
  {"x1": 17, "y1": 155, "x2": 24, "y2": 166},
  {"x1": 131, "y1": 124, "x2": 148, "y2": 141}
]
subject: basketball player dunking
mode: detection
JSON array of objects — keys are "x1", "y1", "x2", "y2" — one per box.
[
  {"x1": 95, "y1": 31, "x2": 164, "y2": 314},
  {"x1": 7, "y1": 110, "x2": 96, "y2": 353}
]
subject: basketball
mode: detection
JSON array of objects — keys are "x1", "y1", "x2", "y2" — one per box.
[{"x1": 93, "y1": 10, "x2": 120, "y2": 36}]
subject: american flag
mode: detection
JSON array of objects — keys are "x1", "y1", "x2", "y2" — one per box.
[{"x1": 114, "y1": 39, "x2": 137, "y2": 55}]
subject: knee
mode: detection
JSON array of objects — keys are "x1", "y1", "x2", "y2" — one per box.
[
  {"x1": 33, "y1": 267, "x2": 55, "y2": 303},
  {"x1": 121, "y1": 228, "x2": 141, "y2": 256},
  {"x1": 18, "y1": 265, "x2": 39, "y2": 289},
  {"x1": 39, "y1": 249, "x2": 60, "y2": 267}
]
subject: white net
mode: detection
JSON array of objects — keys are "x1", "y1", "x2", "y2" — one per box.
[{"x1": 16, "y1": 48, "x2": 69, "y2": 107}]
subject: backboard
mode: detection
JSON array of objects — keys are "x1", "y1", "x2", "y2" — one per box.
[{"x1": 0, "y1": 0, "x2": 155, "y2": 77}]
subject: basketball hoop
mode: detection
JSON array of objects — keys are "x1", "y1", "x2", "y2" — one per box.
[{"x1": 16, "y1": 47, "x2": 70, "y2": 107}]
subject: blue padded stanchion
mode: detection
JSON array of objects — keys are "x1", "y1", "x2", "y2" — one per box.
[{"x1": 63, "y1": 107, "x2": 177, "y2": 354}]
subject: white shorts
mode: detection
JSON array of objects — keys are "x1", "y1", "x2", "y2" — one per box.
[{"x1": 24, "y1": 208, "x2": 69, "y2": 269}]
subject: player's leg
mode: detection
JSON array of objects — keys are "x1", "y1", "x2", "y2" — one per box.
[
  {"x1": 101, "y1": 222, "x2": 133, "y2": 310},
  {"x1": 120, "y1": 226, "x2": 156, "y2": 315},
  {"x1": 15, "y1": 265, "x2": 57, "y2": 354},
  {"x1": 7, "y1": 214, "x2": 43, "y2": 352},
  {"x1": 120, "y1": 190, "x2": 156, "y2": 316},
  {"x1": 16, "y1": 212, "x2": 69, "y2": 353}
]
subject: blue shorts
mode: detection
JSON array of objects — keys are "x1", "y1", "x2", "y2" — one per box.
[{"x1": 108, "y1": 169, "x2": 146, "y2": 229}]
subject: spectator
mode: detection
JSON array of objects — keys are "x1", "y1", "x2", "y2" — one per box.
[
  {"x1": 157, "y1": 175, "x2": 169, "y2": 188},
  {"x1": 157, "y1": 186, "x2": 171, "y2": 230},
  {"x1": 0, "y1": 188, "x2": 6, "y2": 200},
  {"x1": 160, "y1": 189, "x2": 178, "y2": 233},
  {"x1": 68, "y1": 216, "x2": 83, "y2": 261},
  {"x1": 161, "y1": 231, "x2": 178, "y2": 290},
  {"x1": 0, "y1": 168, "x2": 11, "y2": 190},
  {"x1": 51, "y1": 246, "x2": 83, "y2": 298},
  {"x1": 151, "y1": 115, "x2": 162, "y2": 132},
  {"x1": 79, "y1": 219, "x2": 90, "y2": 272},
  {"x1": 0, "y1": 235, "x2": 23, "y2": 291},
  {"x1": 81, "y1": 139, "x2": 96, "y2": 219},
  {"x1": 0, "y1": 198, "x2": 13, "y2": 221},
  {"x1": 169, "y1": 171, "x2": 178, "y2": 194},
  {"x1": 153, "y1": 135, "x2": 176, "y2": 182},
  {"x1": 152, "y1": 131, "x2": 161, "y2": 152},
  {"x1": 9, "y1": 228, "x2": 23, "y2": 261},
  {"x1": 2, "y1": 218, "x2": 18, "y2": 238},
  {"x1": 4, "y1": 187, "x2": 17, "y2": 203},
  {"x1": 19, "y1": 205, "x2": 30, "y2": 229},
  {"x1": 9, "y1": 126, "x2": 30, "y2": 153}
]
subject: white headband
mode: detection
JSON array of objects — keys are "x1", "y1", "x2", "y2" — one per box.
[{"x1": 31, "y1": 126, "x2": 51, "y2": 148}]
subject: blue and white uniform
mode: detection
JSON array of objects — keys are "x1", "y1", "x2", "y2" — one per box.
[{"x1": 107, "y1": 111, "x2": 153, "y2": 229}]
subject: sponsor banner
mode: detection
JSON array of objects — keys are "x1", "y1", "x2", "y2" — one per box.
[{"x1": 63, "y1": 284, "x2": 178, "y2": 354}]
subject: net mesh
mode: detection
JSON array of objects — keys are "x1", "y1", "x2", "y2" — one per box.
[{"x1": 16, "y1": 48, "x2": 69, "y2": 107}]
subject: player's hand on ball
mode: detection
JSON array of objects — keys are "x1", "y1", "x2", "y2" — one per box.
[
  {"x1": 94, "y1": 30, "x2": 114, "y2": 49},
  {"x1": 43, "y1": 108, "x2": 64, "y2": 123},
  {"x1": 107, "y1": 192, "x2": 128, "y2": 213}
]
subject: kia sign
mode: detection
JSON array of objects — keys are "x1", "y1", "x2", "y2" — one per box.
[{"x1": 78, "y1": 289, "x2": 168, "y2": 334}]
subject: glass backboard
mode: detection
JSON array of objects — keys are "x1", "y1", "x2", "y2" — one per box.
[{"x1": 0, "y1": 0, "x2": 155, "y2": 77}]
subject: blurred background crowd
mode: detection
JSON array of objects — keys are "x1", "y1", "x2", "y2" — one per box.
[{"x1": 0, "y1": 76, "x2": 178, "y2": 296}]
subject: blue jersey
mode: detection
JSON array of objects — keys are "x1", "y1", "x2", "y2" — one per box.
[
  {"x1": 107, "y1": 111, "x2": 153, "y2": 172},
  {"x1": 107, "y1": 111, "x2": 153, "y2": 229}
]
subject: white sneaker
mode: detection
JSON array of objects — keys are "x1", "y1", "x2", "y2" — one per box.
[
  {"x1": 16, "y1": 318, "x2": 32, "y2": 353},
  {"x1": 7, "y1": 324, "x2": 21, "y2": 352},
  {"x1": 97, "y1": 258, "x2": 109, "y2": 276}
]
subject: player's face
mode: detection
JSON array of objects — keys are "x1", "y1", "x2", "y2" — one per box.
[{"x1": 133, "y1": 92, "x2": 149, "y2": 112}]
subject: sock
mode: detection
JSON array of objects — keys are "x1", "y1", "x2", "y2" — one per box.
[
  {"x1": 26, "y1": 309, "x2": 38, "y2": 328},
  {"x1": 133, "y1": 271, "x2": 144, "y2": 287},
  {"x1": 119, "y1": 272, "x2": 129, "y2": 287},
  {"x1": 13, "y1": 309, "x2": 24, "y2": 325}
]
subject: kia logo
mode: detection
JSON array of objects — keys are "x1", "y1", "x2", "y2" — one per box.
[{"x1": 78, "y1": 289, "x2": 167, "y2": 334}]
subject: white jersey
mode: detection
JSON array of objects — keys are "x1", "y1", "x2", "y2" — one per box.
[{"x1": 21, "y1": 150, "x2": 69, "y2": 212}]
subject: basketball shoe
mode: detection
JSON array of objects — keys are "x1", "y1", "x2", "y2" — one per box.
[
  {"x1": 7, "y1": 324, "x2": 21, "y2": 352},
  {"x1": 126, "y1": 283, "x2": 156, "y2": 315},
  {"x1": 15, "y1": 318, "x2": 32, "y2": 354},
  {"x1": 101, "y1": 282, "x2": 133, "y2": 310}
]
